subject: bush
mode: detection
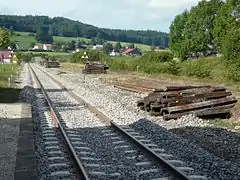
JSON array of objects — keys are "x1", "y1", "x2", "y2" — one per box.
[
  {"x1": 223, "y1": 28, "x2": 240, "y2": 62},
  {"x1": 181, "y1": 58, "x2": 216, "y2": 78},
  {"x1": 224, "y1": 61, "x2": 240, "y2": 82},
  {"x1": 166, "y1": 60, "x2": 181, "y2": 75},
  {"x1": 141, "y1": 51, "x2": 173, "y2": 63}
]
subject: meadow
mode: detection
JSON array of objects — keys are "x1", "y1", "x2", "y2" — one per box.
[
  {"x1": 0, "y1": 64, "x2": 19, "y2": 87},
  {"x1": 0, "y1": 63, "x2": 20, "y2": 102}
]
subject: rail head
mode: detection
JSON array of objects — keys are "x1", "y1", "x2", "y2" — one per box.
[{"x1": 111, "y1": 121, "x2": 191, "y2": 180}]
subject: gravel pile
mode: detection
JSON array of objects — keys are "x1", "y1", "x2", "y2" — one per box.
[{"x1": 35, "y1": 64, "x2": 240, "y2": 180}]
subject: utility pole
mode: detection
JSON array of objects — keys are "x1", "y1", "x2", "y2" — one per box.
[
  {"x1": 81, "y1": 52, "x2": 88, "y2": 83},
  {"x1": 75, "y1": 30, "x2": 79, "y2": 51}
]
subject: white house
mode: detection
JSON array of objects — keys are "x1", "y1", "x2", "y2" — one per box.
[
  {"x1": 33, "y1": 43, "x2": 43, "y2": 50},
  {"x1": 43, "y1": 44, "x2": 52, "y2": 51},
  {"x1": 92, "y1": 44, "x2": 103, "y2": 50},
  {"x1": 109, "y1": 49, "x2": 120, "y2": 56}
]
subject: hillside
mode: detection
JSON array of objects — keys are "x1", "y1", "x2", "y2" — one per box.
[
  {"x1": 13, "y1": 31, "x2": 152, "y2": 51},
  {"x1": 0, "y1": 15, "x2": 169, "y2": 48}
]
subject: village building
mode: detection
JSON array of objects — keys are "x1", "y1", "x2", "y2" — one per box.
[
  {"x1": 0, "y1": 51, "x2": 13, "y2": 64},
  {"x1": 43, "y1": 44, "x2": 52, "y2": 51},
  {"x1": 109, "y1": 49, "x2": 120, "y2": 56},
  {"x1": 122, "y1": 48, "x2": 142, "y2": 56}
]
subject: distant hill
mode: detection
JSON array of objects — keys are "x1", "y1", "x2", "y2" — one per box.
[{"x1": 0, "y1": 15, "x2": 169, "y2": 48}]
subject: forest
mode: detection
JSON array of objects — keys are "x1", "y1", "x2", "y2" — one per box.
[{"x1": 0, "y1": 15, "x2": 169, "y2": 47}]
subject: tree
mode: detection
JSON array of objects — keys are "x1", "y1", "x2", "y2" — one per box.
[
  {"x1": 128, "y1": 43, "x2": 135, "y2": 48},
  {"x1": 30, "y1": 42, "x2": 35, "y2": 48},
  {"x1": 15, "y1": 51, "x2": 22, "y2": 65},
  {"x1": 8, "y1": 41, "x2": 17, "y2": 50},
  {"x1": 223, "y1": 28, "x2": 240, "y2": 61},
  {"x1": 0, "y1": 27, "x2": 10, "y2": 49},
  {"x1": 52, "y1": 42, "x2": 64, "y2": 51},
  {"x1": 114, "y1": 42, "x2": 122, "y2": 51},
  {"x1": 67, "y1": 40, "x2": 76, "y2": 50},
  {"x1": 103, "y1": 43, "x2": 113, "y2": 54},
  {"x1": 169, "y1": 10, "x2": 189, "y2": 60},
  {"x1": 35, "y1": 26, "x2": 53, "y2": 43},
  {"x1": 213, "y1": 0, "x2": 240, "y2": 52},
  {"x1": 183, "y1": 0, "x2": 223, "y2": 57}
]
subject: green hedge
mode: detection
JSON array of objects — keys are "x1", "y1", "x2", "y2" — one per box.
[
  {"x1": 69, "y1": 50, "x2": 240, "y2": 83},
  {"x1": 141, "y1": 51, "x2": 173, "y2": 62}
]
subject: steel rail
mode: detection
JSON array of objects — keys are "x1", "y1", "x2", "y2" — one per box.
[
  {"x1": 29, "y1": 64, "x2": 90, "y2": 180},
  {"x1": 33, "y1": 64, "x2": 192, "y2": 180}
]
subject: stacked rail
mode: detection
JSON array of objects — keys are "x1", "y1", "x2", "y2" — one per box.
[
  {"x1": 137, "y1": 85, "x2": 237, "y2": 120},
  {"x1": 82, "y1": 61, "x2": 109, "y2": 74}
]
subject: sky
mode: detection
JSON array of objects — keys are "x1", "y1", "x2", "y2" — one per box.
[{"x1": 0, "y1": 0, "x2": 200, "y2": 33}]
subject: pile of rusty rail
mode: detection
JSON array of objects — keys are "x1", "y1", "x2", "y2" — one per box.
[
  {"x1": 137, "y1": 85, "x2": 237, "y2": 120},
  {"x1": 82, "y1": 61, "x2": 109, "y2": 74},
  {"x1": 112, "y1": 82, "x2": 154, "y2": 93}
]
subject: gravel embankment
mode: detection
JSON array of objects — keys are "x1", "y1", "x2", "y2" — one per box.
[
  {"x1": 19, "y1": 64, "x2": 51, "y2": 180},
  {"x1": 32, "y1": 65, "x2": 179, "y2": 179},
  {"x1": 35, "y1": 64, "x2": 240, "y2": 180}
]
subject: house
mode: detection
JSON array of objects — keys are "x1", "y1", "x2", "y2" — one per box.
[
  {"x1": 122, "y1": 48, "x2": 142, "y2": 56},
  {"x1": 0, "y1": 51, "x2": 13, "y2": 64},
  {"x1": 33, "y1": 43, "x2": 43, "y2": 50},
  {"x1": 43, "y1": 44, "x2": 52, "y2": 51},
  {"x1": 109, "y1": 49, "x2": 120, "y2": 56},
  {"x1": 92, "y1": 44, "x2": 103, "y2": 50}
]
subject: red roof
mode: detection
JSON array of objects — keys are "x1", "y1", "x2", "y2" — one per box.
[
  {"x1": 0, "y1": 51, "x2": 12, "y2": 59},
  {"x1": 122, "y1": 48, "x2": 134, "y2": 54}
]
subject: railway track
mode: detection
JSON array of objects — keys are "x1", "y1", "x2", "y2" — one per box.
[{"x1": 30, "y1": 63, "x2": 208, "y2": 180}]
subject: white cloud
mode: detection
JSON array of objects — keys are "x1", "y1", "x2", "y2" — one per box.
[{"x1": 147, "y1": 0, "x2": 198, "y2": 8}]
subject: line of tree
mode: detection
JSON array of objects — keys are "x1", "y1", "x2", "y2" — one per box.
[
  {"x1": 169, "y1": 0, "x2": 239, "y2": 60},
  {"x1": 0, "y1": 15, "x2": 169, "y2": 47}
]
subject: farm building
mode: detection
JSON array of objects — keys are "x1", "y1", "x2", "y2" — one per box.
[
  {"x1": 0, "y1": 51, "x2": 13, "y2": 64},
  {"x1": 92, "y1": 44, "x2": 103, "y2": 50},
  {"x1": 33, "y1": 43, "x2": 43, "y2": 50},
  {"x1": 33, "y1": 43, "x2": 53, "y2": 51},
  {"x1": 122, "y1": 48, "x2": 142, "y2": 56}
]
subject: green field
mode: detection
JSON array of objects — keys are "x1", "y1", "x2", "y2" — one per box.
[
  {"x1": 0, "y1": 64, "x2": 21, "y2": 102},
  {"x1": 0, "y1": 64, "x2": 19, "y2": 86},
  {"x1": 13, "y1": 31, "x2": 151, "y2": 51}
]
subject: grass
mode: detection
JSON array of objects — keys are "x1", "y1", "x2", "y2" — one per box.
[
  {"x1": 0, "y1": 64, "x2": 20, "y2": 102},
  {"x1": 208, "y1": 119, "x2": 240, "y2": 131},
  {"x1": 13, "y1": 31, "x2": 151, "y2": 51},
  {"x1": 0, "y1": 64, "x2": 19, "y2": 87}
]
